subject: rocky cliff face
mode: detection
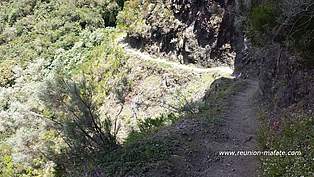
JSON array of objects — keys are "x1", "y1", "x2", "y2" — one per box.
[
  {"x1": 124, "y1": 0, "x2": 236, "y2": 67},
  {"x1": 237, "y1": 44, "x2": 314, "y2": 112},
  {"x1": 232, "y1": 0, "x2": 314, "y2": 113}
]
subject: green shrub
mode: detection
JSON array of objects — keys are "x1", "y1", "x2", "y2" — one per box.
[
  {"x1": 287, "y1": 11, "x2": 314, "y2": 66},
  {"x1": 41, "y1": 76, "x2": 119, "y2": 153},
  {"x1": 248, "y1": 0, "x2": 314, "y2": 65},
  {"x1": 0, "y1": 155, "x2": 14, "y2": 177},
  {"x1": 247, "y1": 2, "x2": 278, "y2": 45},
  {"x1": 138, "y1": 113, "x2": 178, "y2": 133},
  {"x1": 249, "y1": 3, "x2": 277, "y2": 32},
  {"x1": 0, "y1": 60, "x2": 15, "y2": 87},
  {"x1": 100, "y1": 138, "x2": 172, "y2": 176}
]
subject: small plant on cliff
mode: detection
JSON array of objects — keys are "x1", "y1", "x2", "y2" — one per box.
[
  {"x1": 138, "y1": 113, "x2": 178, "y2": 133},
  {"x1": 247, "y1": 2, "x2": 278, "y2": 45},
  {"x1": 279, "y1": 0, "x2": 314, "y2": 65},
  {"x1": 250, "y1": 3, "x2": 277, "y2": 32}
]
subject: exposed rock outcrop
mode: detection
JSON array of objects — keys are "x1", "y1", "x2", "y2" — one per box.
[
  {"x1": 238, "y1": 44, "x2": 314, "y2": 112},
  {"x1": 232, "y1": 0, "x2": 314, "y2": 112},
  {"x1": 125, "y1": 0, "x2": 236, "y2": 67}
]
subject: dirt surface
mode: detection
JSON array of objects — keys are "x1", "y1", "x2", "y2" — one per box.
[
  {"x1": 139, "y1": 79, "x2": 260, "y2": 177},
  {"x1": 123, "y1": 46, "x2": 233, "y2": 74},
  {"x1": 206, "y1": 79, "x2": 260, "y2": 177}
]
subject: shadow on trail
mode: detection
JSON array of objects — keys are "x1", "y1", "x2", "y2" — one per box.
[
  {"x1": 94, "y1": 77, "x2": 244, "y2": 177},
  {"x1": 52, "y1": 77, "x2": 246, "y2": 177}
]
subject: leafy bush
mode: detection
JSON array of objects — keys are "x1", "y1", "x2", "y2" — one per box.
[
  {"x1": 247, "y1": 2, "x2": 278, "y2": 45},
  {"x1": 248, "y1": 0, "x2": 314, "y2": 64},
  {"x1": 116, "y1": 0, "x2": 149, "y2": 34},
  {"x1": 250, "y1": 3, "x2": 277, "y2": 32},
  {"x1": 0, "y1": 155, "x2": 14, "y2": 177},
  {"x1": 116, "y1": 0, "x2": 141, "y2": 29},
  {"x1": 138, "y1": 113, "x2": 178, "y2": 133},
  {"x1": 279, "y1": 0, "x2": 314, "y2": 65},
  {"x1": 100, "y1": 138, "x2": 173, "y2": 176},
  {"x1": 0, "y1": 60, "x2": 15, "y2": 87},
  {"x1": 0, "y1": 0, "x2": 124, "y2": 66}
]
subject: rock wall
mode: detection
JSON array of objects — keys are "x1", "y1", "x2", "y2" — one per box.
[
  {"x1": 239, "y1": 44, "x2": 314, "y2": 112},
  {"x1": 233, "y1": 0, "x2": 314, "y2": 112},
  {"x1": 126, "y1": 0, "x2": 236, "y2": 67}
]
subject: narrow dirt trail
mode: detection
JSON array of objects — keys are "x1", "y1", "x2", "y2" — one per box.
[
  {"x1": 123, "y1": 47, "x2": 232, "y2": 74},
  {"x1": 144, "y1": 79, "x2": 261, "y2": 177},
  {"x1": 207, "y1": 79, "x2": 260, "y2": 177},
  {"x1": 118, "y1": 39, "x2": 233, "y2": 75}
]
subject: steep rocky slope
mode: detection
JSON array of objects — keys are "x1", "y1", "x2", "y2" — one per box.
[
  {"x1": 119, "y1": 0, "x2": 236, "y2": 67},
  {"x1": 231, "y1": 0, "x2": 314, "y2": 113}
]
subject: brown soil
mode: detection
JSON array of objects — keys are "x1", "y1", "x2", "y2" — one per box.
[{"x1": 140, "y1": 80, "x2": 260, "y2": 177}]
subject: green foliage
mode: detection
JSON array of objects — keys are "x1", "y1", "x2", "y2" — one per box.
[
  {"x1": 0, "y1": 0, "x2": 124, "y2": 66},
  {"x1": 116, "y1": 0, "x2": 149, "y2": 34},
  {"x1": 117, "y1": 0, "x2": 142, "y2": 29},
  {"x1": 281, "y1": 1, "x2": 314, "y2": 65},
  {"x1": 249, "y1": 3, "x2": 277, "y2": 32},
  {"x1": 258, "y1": 113, "x2": 314, "y2": 177},
  {"x1": 0, "y1": 60, "x2": 15, "y2": 87},
  {"x1": 71, "y1": 29, "x2": 130, "y2": 104},
  {"x1": 123, "y1": 113, "x2": 178, "y2": 146},
  {"x1": 0, "y1": 0, "x2": 128, "y2": 176},
  {"x1": 247, "y1": 2, "x2": 278, "y2": 45},
  {"x1": 0, "y1": 155, "x2": 14, "y2": 177},
  {"x1": 247, "y1": 0, "x2": 314, "y2": 65},
  {"x1": 138, "y1": 113, "x2": 178, "y2": 133},
  {"x1": 0, "y1": 144, "x2": 14, "y2": 177},
  {"x1": 101, "y1": 138, "x2": 172, "y2": 176}
]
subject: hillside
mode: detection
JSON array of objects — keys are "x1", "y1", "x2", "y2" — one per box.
[{"x1": 0, "y1": 0, "x2": 313, "y2": 177}]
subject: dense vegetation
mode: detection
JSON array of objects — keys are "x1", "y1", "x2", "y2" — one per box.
[{"x1": 0, "y1": 0, "x2": 126, "y2": 176}]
